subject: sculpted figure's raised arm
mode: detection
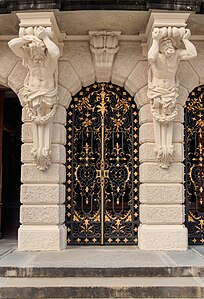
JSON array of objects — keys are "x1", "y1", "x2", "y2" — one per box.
[
  {"x1": 147, "y1": 26, "x2": 197, "y2": 168},
  {"x1": 8, "y1": 26, "x2": 60, "y2": 170}
]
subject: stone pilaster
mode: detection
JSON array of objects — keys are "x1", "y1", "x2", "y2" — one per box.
[
  {"x1": 137, "y1": 12, "x2": 196, "y2": 251},
  {"x1": 9, "y1": 12, "x2": 67, "y2": 251}
]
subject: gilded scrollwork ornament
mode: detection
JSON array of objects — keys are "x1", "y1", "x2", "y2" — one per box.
[{"x1": 148, "y1": 26, "x2": 197, "y2": 168}]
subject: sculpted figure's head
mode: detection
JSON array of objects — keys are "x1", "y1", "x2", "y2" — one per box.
[
  {"x1": 29, "y1": 39, "x2": 46, "y2": 63},
  {"x1": 159, "y1": 37, "x2": 176, "y2": 57}
]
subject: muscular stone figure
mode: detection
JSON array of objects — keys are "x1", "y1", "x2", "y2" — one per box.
[
  {"x1": 148, "y1": 27, "x2": 197, "y2": 168},
  {"x1": 8, "y1": 26, "x2": 60, "y2": 170}
]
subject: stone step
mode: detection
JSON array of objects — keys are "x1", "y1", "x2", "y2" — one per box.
[
  {"x1": 0, "y1": 265, "x2": 204, "y2": 278},
  {"x1": 0, "y1": 276, "x2": 203, "y2": 298}
]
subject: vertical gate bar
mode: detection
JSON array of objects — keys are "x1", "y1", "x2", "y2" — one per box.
[{"x1": 100, "y1": 84, "x2": 106, "y2": 245}]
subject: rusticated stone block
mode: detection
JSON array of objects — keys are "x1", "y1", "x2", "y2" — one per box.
[
  {"x1": 177, "y1": 61, "x2": 199, "y2": 92},
  {"x1": 140, "y1": 183, "x2": 184, "y2": 204},
  {"x1": 138, "y1": 224, "x2": 188, "y2": 251},
  {"x1": 21, "y1": 164, "x2": 66, "y2": 184},
  {"x1": 139, "y1": 143, "x2": 184, "y2": 163},
  {"x1": 58, "y1": 84, "x2": 72, "y2": 108},
  {"x1": 18, "y1": 224, "x2": 67, "y2": 251},
  {"x1": 112, "y1": 42, "x2": 143, "y2": 86},
  {"x1": 58, "y1": 61, "x2": 82, "y2": 95},
  {"x1": 0, "y1": 42, "x2": 18, "y2": 86},
  {"x1": 20, "y1": 205, "x2": 65, "y2": 225},
  {"x1": 21, "y1": 184, "x2": 65, "y2": 204},
  {"x1": 140, "y1": 204, "x2": 184, "y2": 224},
  {"x1": 140, "y1": 163, "x2": 184, "y2": 183},
  {"x1": 61, "y1": 41, "x2": 95, "y2": 87},
  {"x1": 139, "y1": 123, "x2": 184, "y2": 144},
  {"x1": 22, "y1": 123, "x2": 66, "y2": 145},
  {"x1": 134, "y1": 85, "x2": 148, "y2": 108},
  {"x1": 125, "y1": 61, "x2": 148, "y2": 96},
  {"x1": 21, "y1": 143, "x2": 66, "y2": 164}
]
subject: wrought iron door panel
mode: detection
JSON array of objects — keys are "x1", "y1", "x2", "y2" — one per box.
[
  {"x1": 66, "y1": 83, "x2": 139, "y2": 245},
  {"x1": 185, "y1": 86, "x2": 204, "y2": 245}
]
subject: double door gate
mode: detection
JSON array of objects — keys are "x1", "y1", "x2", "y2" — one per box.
[{"x1": 66, "y1": 83, "x2": 139, "y2": 245}]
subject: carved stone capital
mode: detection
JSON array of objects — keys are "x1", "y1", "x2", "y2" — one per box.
[
  {"x1": 141, "y1": 12, "x2": 190, "y2": 56},
  {"x1": 89, "y1": 30, "x2": 121, "y2": 81}
]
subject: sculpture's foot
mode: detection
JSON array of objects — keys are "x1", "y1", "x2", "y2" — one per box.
[
  {"x1": 31, "y1": 147, "x2": 51, "y2": 171},
  {"x1": 156, "y1": 145, "x2": 174, "y2": 169}
]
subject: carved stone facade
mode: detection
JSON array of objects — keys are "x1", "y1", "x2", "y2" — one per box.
[{"x1": 0, "y1": 10, "x2": 202, "y2": 251}]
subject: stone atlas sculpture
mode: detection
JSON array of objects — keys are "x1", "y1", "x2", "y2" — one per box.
[
  {"x1": 8, "y1": 26, "x2": 60, "y2": 170},
  {"x1": 148, "y1": 27, "x2": 197, "y2": 168}
]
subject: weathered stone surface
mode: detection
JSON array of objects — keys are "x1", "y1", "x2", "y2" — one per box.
[
  {"x1": 140, "y1": 204, "x2": 184, "y2": 224},
  {"x1": 139, "y1": 143, "x2": 184, "y2": 163},
  {"x1": 22, "y1": 123, "x2": 66, "y2": 145},
  {"x1": 61, "y1": 41, "x2": 95, "y2": 87},
  {"x1": 8, "y1": 61, "x2": 27, "y2": 94},
  {"x1": 18, "y1": 225, "x2": 67, "y2": 251},
  {"x1": 125, "y1": 60, "x2": 148, "y2": 96},
  {"x1": 58, "y1": 61, "x2": 82, "y2": 95},
  {"x1": 139, "y1": 123, "x2": 184, "y2": 144},
  {"x1": 134, "y1": 84, "x2": 148, "y2": 108},
  {"x1": 140, "y1": 163, "x2": 184, "y2": 183},
  {"x1": 138, "y1": 224, "x2": 188, "y2": 251},
  {"x1": 0, "y1": 42, "x2": 18, "y2": 86},
  {"x1": 21, "y1": 184, "x2": 65, "y2": 204},
  {"x1": 139, "y1": 103, "x2": 184, "y2": 125},
  {"x1": 21, "y1": 143, "x2": 66, "y2": 164},
  {"x1": 189, "y1": 41, "x2": 204, "y2": 84},
  {"x1": 58, "y1": 84, "x2": 72, "y2": 108},
  {"x1": 21, "y1": 164, "x2": 66, "y2": 184},
  {"x1": 177, "y1": 84, "x2": 189, "y2": 106},
  {"x1": 140, "y1": 183, "x2": 184, "y2": 204},
  {"x1": 20, "y1": 205, "x2": 65, "y2": 225},
  {"x1": 177, "y1": 61, "x2": 199, "y2": 92},
  {"x1": 112, "y1": 42, "x2": 143, "y2": 86}
]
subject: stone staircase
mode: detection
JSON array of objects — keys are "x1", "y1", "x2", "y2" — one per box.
[
  {"x1": 0, "y1": 264, "x2": 204, "y2": 298},
  {"x1": 0, "y1": 241, "x2": 204, "y2": 298}
]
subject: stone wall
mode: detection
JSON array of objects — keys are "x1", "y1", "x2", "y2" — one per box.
[{"x1": 0, "y1": 35, "x2": 203, "y2": 251}]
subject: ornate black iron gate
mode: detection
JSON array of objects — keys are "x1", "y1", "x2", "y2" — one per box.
[
  {"x1": 185, "y1": 85, "x2": 204, "y2": 245},
  {"x1": 66, "y1": 83, "x2": 139, "y2": 245}
]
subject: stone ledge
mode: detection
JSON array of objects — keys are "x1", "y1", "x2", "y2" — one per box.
[
  {"x1": 21, "y1": 184, "x2": 65, "y2": 205},
  {"x1": 22, "y1": 123, "x2": 66, "y2": 145},
  {"x1": 20, "y1": 205, "x2": 65, "y2": 225},
  {"x1": 140, "y1": 183, "x2": 184, "y2": 204},
  {"x1": 138, "y1": 224, "x2": 188, "y2": 251},
  {"x1": 21, "y1": 143, "x2": 66, "y2": 164},
  {"x1": 139, "y1": 143, "x2": 184, "y2": 163},
  {"x1": 139, "y1": 123, "x2": 184, "y2": 144},
  {"x1": 21, "y1": 164, "x2": 66, "y2": 184},
  {"x1": 140, "y1": 163, "x2": 184, "y2": 183},
  {"x1": 18, "y1": 225, "x2": 67, "y2": 251},
  {"x1": 140, "y1": 204, "x2": 184, "y2": 224}
]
